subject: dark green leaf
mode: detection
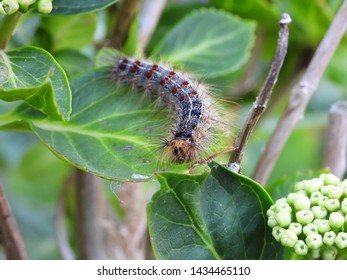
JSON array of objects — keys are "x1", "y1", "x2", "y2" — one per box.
[
  {"x1": 55, "y1": 50, "x2": 93, "y2": 77},
  {"x1": 153, "y1": 8, "x2": 256, "y2": 78},
  {"x1": 0, "y1": 46, "x2": 71, "y2": 120},
  {"x1": 51, "y1": 0, "x2": 118, "y2": 15},
  {"x1": 40, "y1": 14, "x2": 97, "y2": 52},
  {"x1": 147, "y1": 163, "x2": 282, "y2": 259}
]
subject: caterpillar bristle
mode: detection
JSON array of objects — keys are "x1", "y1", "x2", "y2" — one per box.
[{"x1": 110, "y1": 55, "x2": 230, "y2": 164}]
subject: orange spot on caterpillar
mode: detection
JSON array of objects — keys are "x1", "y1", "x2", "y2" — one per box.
[
  {"x1": 172, "y1": 87, "x2": 178, "y2": 94},
  {"x1": 168, "y1": 71, "x2": 176, "y2": 77},
  {"x1": 135, "y1": 60, "x2": 141, "y2": 65},
  {"x1": 152, "y1": 64, "x2": 159, "y2": 70},
  {"x1": 180, "y1": 95, "x2": 185, "y2": 101},
  {"x1": 181, "y1": 81, "x2": 189, "y2": 86},
  {"x1": 165, "y1": 139, "x2": 198, "y2": 162},
  {"x1": 191, "y1": 90, "x2": 197, "y2": 95}
]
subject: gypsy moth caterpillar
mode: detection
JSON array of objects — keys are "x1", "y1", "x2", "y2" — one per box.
[{"x1": 110, "y1": 56, "x2": 231, "y2": 164}]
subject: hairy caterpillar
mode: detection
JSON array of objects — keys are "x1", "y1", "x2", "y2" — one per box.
[{"x1": 111, "y1": 56, "x2": 228, "y2": 163}]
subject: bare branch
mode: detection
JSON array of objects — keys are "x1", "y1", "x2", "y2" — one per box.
[
  {"x1": 253, "y1": 0, "x2": 347, "y2": 185},
  {"x1": 0, "y1": 185, "x2": 27, "y2": 259},
  {"x1": 228, "y1": 13, "x2": 291, "y2": 172},
  {"x1": 139, "y1": 0, "x2": 167, "y2": 50},
  {"x1": 74, "y1": 170, "x2": 108, "y2": 259},
  {"x1": 323, "y1": 101, "x2": 347, "y2": 177},
  {"x1": 110, "y1": 0, "x2": 141, "y2": 50},
  {"x1": 55, "y1": 177, "x2": 75, "y2": 260}
]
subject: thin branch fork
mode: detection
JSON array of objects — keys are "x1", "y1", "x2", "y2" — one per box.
[
  {"x1": 0, "y1": 185, "x2": 27, "y2": 259},
  {"x1": 228, "y1": 13, "x2": 291, "y2": 172},
  {"x1": 253, "y1": 0, "x2": 347, "y2": 185}
]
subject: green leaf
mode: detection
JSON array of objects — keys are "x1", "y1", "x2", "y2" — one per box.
[
  {"x1": 0, "y1": 46, "x2": 71, "y2": 120},
  {"x1": 211, "y1": 0, "x2": 279, "y2": 29},
  {"x1": 147, "y1": 163, "x2": 283, "y2": 259},
  {"x1": 273, "y1": 0, "x2": 338, "y2": 47},
  {"x1": 30, "y1": 67, "x2": 221, "y2": 181},
  {"x1": 146, "y1": 3, "x2": 206, "y2": 53},
  {"x1": 122, "y1": 15, "x2": 140, "y2": 57},
  {"x1": 55, "y1": 49, "x2": 93, "y2": 77},
  {"x1": 40, "y1": 13, "x2": 97, "y2": 52},
  {"x1": 152, "y1": 8, "x2": 256, "y2": 79},
  {"x1": 51, "y1": 0, "x2": 118, "y2": 15}
]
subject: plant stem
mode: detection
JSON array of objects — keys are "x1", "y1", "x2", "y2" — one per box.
[
  {"x1": 228, "y1": 13, "x2": 291, "y2": 172},
  {"x1": 109, "y1": 0, "x2": 141, "y2": 50},
  {"x1": 74, "y1": 169, "x2": 107, "y2": 259},
  {"x1": 0, "y1": 185, "x2": 27, "y2": 259},
  {"x1": 323, "y1": 101, "x2": 347, "y2": 178},
  {"x1": 0, "y1": 12, "x2": 21, "y2": 50},
  {"x1": 253, "y1": 0, "x2": 347, "y2": 185},
  {"x1": 55, "y1": 176, "x2": 75, "y2": 260}
]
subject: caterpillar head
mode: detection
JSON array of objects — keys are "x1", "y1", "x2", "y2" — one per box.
[{"x1": 165, "y1": 139, "x2": 199, "y2": 163}]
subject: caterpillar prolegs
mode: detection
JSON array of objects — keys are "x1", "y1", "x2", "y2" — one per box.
[{"x1": 111, "y1": 57, "x2": 229, "y2": 163}]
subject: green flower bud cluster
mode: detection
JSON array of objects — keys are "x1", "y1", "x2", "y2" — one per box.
[
  {"x1": 267, "y1": 173, "x2": 347, "y2": 259},
  {"x1": 0, "y1": 0, "x2": 52, "y2": 15}
]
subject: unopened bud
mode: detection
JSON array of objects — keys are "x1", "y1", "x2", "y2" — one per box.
[
  {"x1": 275, "y1": 202, "x2": 292, "y2": 213},
  {"x1": 293, "y1": 240, "x2": 308, "y2": 256},
  {"x1": 294, "y1": 196, "x2": 311, "y2": 210},
  {"x1": 324, "y1": 173, "x2": 340, "y2": 186},
  {"x1": 303, "y1": 223, "x2": 318, "y2": 236},
  {"x1": 311, "y1": 206, "x2": 327, "y2": 219},
  {"x1": 272, "y1": 226, "x2": 285, "y2": 242},
  {"x1": 329, "y1": 212, "x2": 345, "y2": 230},
  {"x1": 325, "y1": 199, "x2": 340, "y2": 212},
  {"x1": 288, "y1": 223, "x2": 302, "y2": 236},
  {"x1": 2, "y1": 0, "x2": 19, "y2": 14},
  {"x1": 275, "y1": 211, "x2": 292, "y2": 227},
  {"x1": 304, "y1": 178, "x2": 323, "y2": 194},
  {"x1": 314, "y1": 219, "x2": 331, "y2": 234},
  {"x1": 310, "y1": 191, "x2": 324, "y2": 205},
  {"x1": 287, "y1": 193, "x2": 298, "y2": 205},
  {"x1": 341, "y1": 198, "x2": 347, "y2": 214},
  {"x1": 323, "y1": 231, "x2": 336, "y2": 246},
  {"x1": 321, "y1": 246, "x2": 338, "y2": 260},
  {"x1": 37, "y1": 0, "x2": 53, "y2": 14},
  {"x1": 281, "y1": 229, "x2": 298, "y2": 247},
  {"x1": 328, "y1": 186, "x2": 343, "y2": 199},
  {"x1": 335, "y1": 232, "x2": 347, "y2": 249},
  {"x1": 305, "y1": 233, "x2": 323, "y2": 249},
  {"x1": 296, "y1": 210, "x2": 314, "y2": 225}
]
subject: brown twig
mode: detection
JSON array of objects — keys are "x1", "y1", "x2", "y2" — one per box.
[
  {"x1": 253, "y1": 0, "x2": 347, "y2": 185},
  {"x1": 0, "y1": 185, "x2": 27, "y2": 259},
  {"x1": 139, "y1": 0, "x2": 167, "y2": 50},
  {"x1": 74, "y1": 169, "x2": 107, "y2": 259},
  {"x1": 55, "y1": 177, "x2": 75, "y2": 260},
  {"x1": 323, "y1": 101, "x2": 347, "y2": 178},
  {"x1": 109, "y1": 0, "x2": 141, "y2": 50},
  {"x1": 228, "y1": 13, "x2": 291, "y2": 172}
]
